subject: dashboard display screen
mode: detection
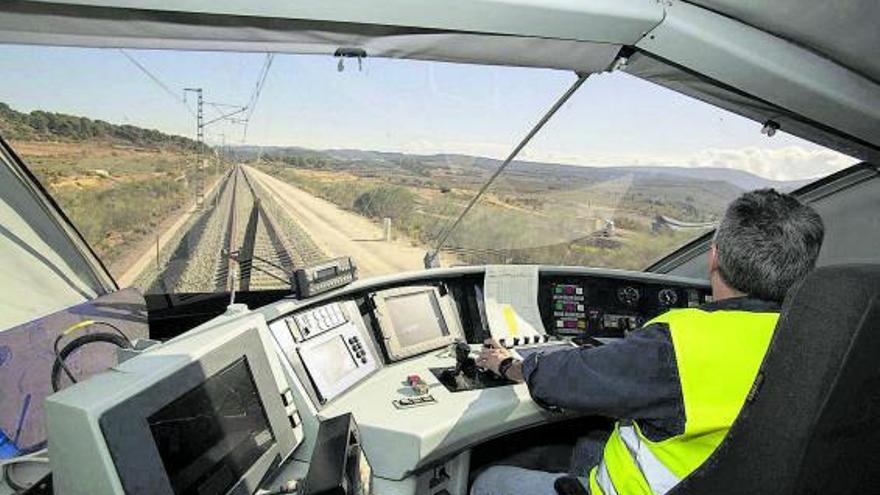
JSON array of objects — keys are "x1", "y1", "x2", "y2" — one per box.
[
  {"x1": 385, "y1": 290, "x2": 449, "y2": 348},
  {"x1": 148, "y1": 357, "x2": 275, "y2": 495},
  {"x1": 310, "y1": 336, "x2": 358, "y2": 388}
]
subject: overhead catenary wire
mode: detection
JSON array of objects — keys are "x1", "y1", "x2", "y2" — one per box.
[
  {"x1": 118, "y1": 49, "x2": 196, "y2": 117},
  {"x1": 241, "y1": 53, "x2": 275, "y2": 142}
]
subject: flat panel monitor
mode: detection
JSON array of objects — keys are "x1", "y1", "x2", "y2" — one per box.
[
  {"x1": 373, "y1": 286, "x2": 464, "y2": 361},
  {"x1": 148, "y1": 357, "x2": 274, "y2": 495},
  {"x1": 297, "y1": 322, "x2": 378, "y2": 404},
  {"x1": 45, "y1": 316, "x2": 299, "y2": 495}
]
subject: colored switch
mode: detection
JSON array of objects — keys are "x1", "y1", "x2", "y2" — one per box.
[{"x1": 407, "y1": 375, "x2": 429, "y2": 395}]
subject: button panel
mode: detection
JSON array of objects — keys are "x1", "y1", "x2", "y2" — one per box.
[
  {"x1": 286, "y1": 302, "x2": 348, "y2": 341},
  {"x1": 551, "y1": 283, "x2": 587, "y2": 334},
  {"x1": 393, "y1": 394, "x2": 437, "y2": 409}
]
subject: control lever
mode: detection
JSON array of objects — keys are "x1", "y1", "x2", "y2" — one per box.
[
  {"x1": 454, "y1": 341, "x2": 477, "y2": 378},
  {"x1": 554, "y1": 477, "x2": 588, "y2": 495},
  {"x1": 432, "y1": 341, "x2": 513, "y2": 393}
]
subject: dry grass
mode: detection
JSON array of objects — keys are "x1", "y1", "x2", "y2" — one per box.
[{"x1": 14, "y1": 139, "x2": 224, "y2": 276}]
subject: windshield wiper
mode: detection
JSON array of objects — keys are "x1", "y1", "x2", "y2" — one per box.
[{"x1": 423, "y1": 72, "x2": 591, "y2": 268}]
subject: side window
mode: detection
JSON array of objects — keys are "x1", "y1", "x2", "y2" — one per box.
[{"x1": 0, "y1": 142, "x2": 111, "y2": 330}]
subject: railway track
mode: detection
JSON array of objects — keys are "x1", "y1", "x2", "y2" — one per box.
[
  {"x1": 143, "y1": 164, "x2": 326, "y2": 294},
  {"x1": 214, "y1": 166, "x2": 326, "y2": 292}
]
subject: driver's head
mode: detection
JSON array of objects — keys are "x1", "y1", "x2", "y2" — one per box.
[{"x1": 709, "y1": 189, "x2": 824, "y2": 303}]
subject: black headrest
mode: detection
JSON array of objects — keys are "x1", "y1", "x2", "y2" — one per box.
[{"x1": 670, "y1": 264, "x2": 880, "y2": 495}]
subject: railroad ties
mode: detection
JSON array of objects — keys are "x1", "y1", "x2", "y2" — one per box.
[
  {"x1": 213, "y1": 165, "x2": 327, "y2": 292},
  {"x1": 142, "y1": 164, "x2": 327, "y2": 294}
]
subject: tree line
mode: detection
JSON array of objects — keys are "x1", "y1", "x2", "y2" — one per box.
[{"x1": 0, "y1": 102, "x2": 205, "y2": 151}]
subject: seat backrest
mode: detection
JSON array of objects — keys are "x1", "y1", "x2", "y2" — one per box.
[{"x1": 670, "y1": 264, "x2": 880, "y2": 495}]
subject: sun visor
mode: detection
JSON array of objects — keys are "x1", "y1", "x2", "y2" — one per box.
[
  {"x1": 363, "y1": 34, "x2": 620, "y2": 72},
  {"x1": 0, "y1": 2, "x2": 622, "y2": 73},
  {"x1": 624, "y1": 52, "x2": 880, "y2": 165}
]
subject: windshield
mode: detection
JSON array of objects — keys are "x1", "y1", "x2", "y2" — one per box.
[{"x1": 0, "y1": 45, "x2": 859, "y2": 295}]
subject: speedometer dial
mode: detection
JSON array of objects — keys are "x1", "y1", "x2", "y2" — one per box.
[
  {"x1": 617, "y1": 286, "x2": 640, "y2": 307},
  {"x1": 658, "y1": 288, "x2": 679, "y2": 306}
]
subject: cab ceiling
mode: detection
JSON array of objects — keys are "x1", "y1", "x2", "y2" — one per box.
[
  {"x1": 686, "y1": 0, "x2": 880, "y2": 84},
  {"x1": 0, "y1": 0, "x2": 878, "y2": 163}
]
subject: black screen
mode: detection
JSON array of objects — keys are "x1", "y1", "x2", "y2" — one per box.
[{"x1": 148, "y1": 358, "x2": 275, "y2": 495}]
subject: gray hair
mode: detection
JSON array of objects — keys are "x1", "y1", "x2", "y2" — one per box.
[{"x1": 714, "y1": 189, "x2": 824, "y2": 302}]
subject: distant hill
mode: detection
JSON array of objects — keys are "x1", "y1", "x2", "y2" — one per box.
[
  {"x1": 0, "y1": 102, "x2": 202, "y2": 151},
  {"x1": 231, "y1": 145, "x2": 808, "y2": 192},
  {"x1": 620, "y1": 166, "x2": 809, "y2": 192}
]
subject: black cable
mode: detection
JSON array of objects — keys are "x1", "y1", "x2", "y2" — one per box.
[{"x1": 51, "y1": 322, "x2": 133, "y2": 392}]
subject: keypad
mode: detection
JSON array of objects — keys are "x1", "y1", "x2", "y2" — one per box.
[{"x1": 291, "y1": 302, "x2": 348, "y2": 340}]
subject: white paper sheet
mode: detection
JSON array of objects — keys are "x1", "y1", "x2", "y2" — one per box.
[{"x1": 483, "y1": 265, "x2": 546, "y2": 345}]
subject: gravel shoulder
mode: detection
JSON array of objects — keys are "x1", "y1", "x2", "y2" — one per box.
[{"x1": 244, "y1": 166, "x2": 429, "y2": 278}]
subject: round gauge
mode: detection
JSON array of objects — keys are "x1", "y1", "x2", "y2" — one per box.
[
  {"x1": 617, "y1": 286, "x2": 640, "y2": 307},
  {"x1": 658, "y1": 288, "x2": 679, "y2": 306}
]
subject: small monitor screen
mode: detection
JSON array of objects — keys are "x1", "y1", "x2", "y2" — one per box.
[
  {"x1": 148, "y1": 357, "x2": 275, "y2": 495},
  {"x1": 385, "y1": 290, "x2": 449, "y2": 348},
  {"x1": 316, "y1": 266, "x2": 337, "y2": 279},
  {"x1": 311, "y1": 336, "x2": 358, "y2": 388}
]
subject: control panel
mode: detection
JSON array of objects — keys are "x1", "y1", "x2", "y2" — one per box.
[
  {"x1": 283, "y1": 301, "x2": 348, "y2": 341},
  {"x1": 540, "y1": 277, "x2": 709, "y2": 338},
  {"x1": 550, "y1": 283, "x2": 587, "y2": 335},
  {"x1": 297, "y1": 321, "x2": 378, "y2": 404}
]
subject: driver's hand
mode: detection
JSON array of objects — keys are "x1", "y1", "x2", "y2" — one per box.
[{"x1": 476, "y1": 339, "x2": 514, "y2": 376}]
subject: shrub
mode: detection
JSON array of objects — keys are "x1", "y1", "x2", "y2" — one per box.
[{"x1": 353, "y1": 186, "x2": 416, "y2": 220}]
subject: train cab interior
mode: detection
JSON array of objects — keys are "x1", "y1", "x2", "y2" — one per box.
[{"x1": 0, "y1": 1, "x2": 878, "y2": 495}]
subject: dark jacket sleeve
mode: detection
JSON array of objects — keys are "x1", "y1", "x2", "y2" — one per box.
[{"x1": 522, "y1": 324, "x2": 683, "y2": 423}]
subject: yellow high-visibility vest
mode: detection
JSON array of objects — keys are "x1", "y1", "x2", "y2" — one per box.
[{"x1": 589, "y1": 308, "x2": 779, "y2": 495}]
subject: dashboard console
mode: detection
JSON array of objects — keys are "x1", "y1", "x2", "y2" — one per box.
[
  {"x1": 267, "y1": 268, "x2": 710, "y2": 415},
  {"x1": 259, "y1": 267, "x2": 708, "y2": 493},
  {"x1": 541, "y1": 276, "x2": 707, "y2": 337},
  {"x1": 40, "y1": 265, "x2": 709, "y2": 495},
  {"x1": 34, "y1": 265, "x2": 711, "y2": 495}
]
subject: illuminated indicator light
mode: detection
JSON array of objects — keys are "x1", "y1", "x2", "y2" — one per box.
[
  {"x1": 577, "y1": 304, "x2": 584, "y2": 312},
  {"x1": 576, "y1": 287, "x2": 583, "y2": 295},
  {"x1": 577, "y1": 320, "x2": 587, "y2": 329},
  {"x1": 564, "y1": 320, "x2": 577, "y2": 328},
  {"x1": 556, "y1": 320, "x2": 564, "y2": 328},
  {"x1": 554, "y1": 286, "x2": 563, "y2": 294},
  {"x1": 564, "y1": 287, "x2": 575, "y2": 295},
  {"x1": 555, "y1": 301, "x2": 564, "y2": 310}
]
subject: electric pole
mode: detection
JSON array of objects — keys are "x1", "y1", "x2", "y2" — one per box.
[
  {"x1": 184, "y1": 89, "x2": 246, "y2": 210},
  {"x1": 184, "y1": 88, "x2": 206, "y2": 209}
]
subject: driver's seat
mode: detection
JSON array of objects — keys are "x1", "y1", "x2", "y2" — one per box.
[{"x1": 670, "y1": 264, "x2": 880, "y2": 494}]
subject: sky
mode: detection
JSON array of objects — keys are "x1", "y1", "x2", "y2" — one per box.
[{"x1": 0, "y1": 44, "x2": 857, "y2": 181}]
